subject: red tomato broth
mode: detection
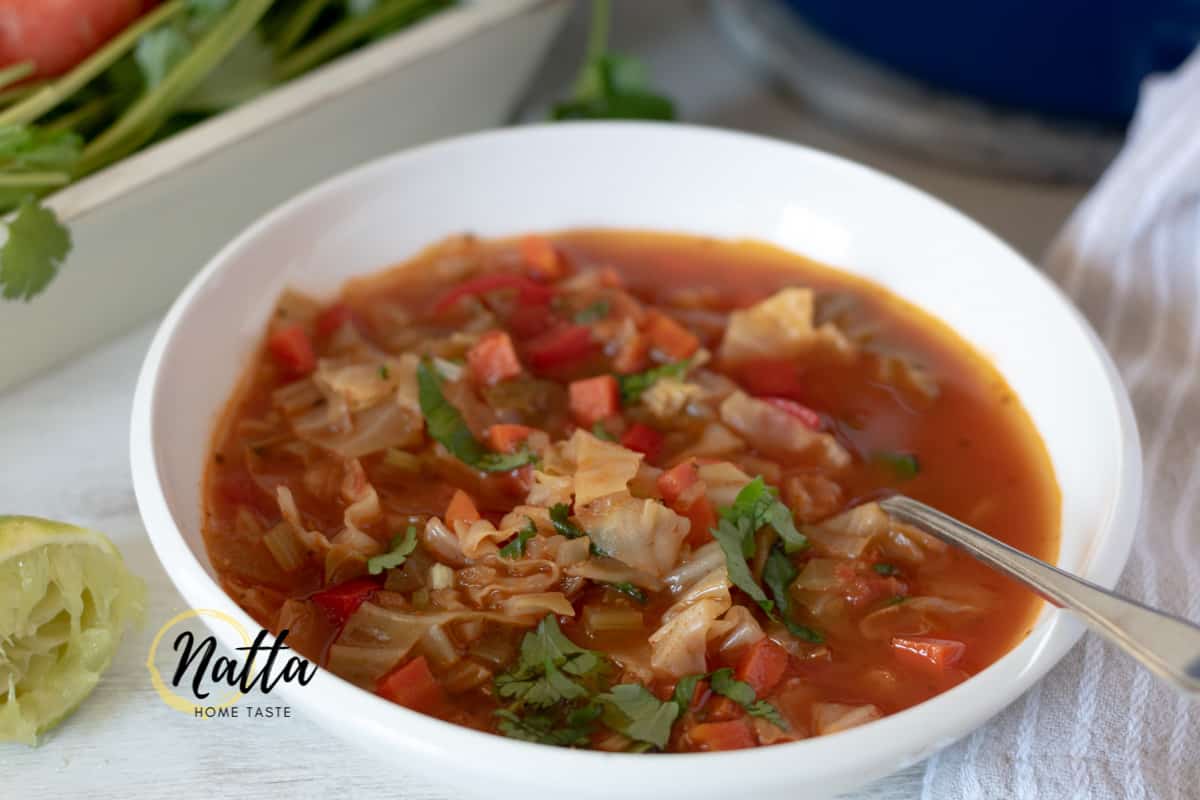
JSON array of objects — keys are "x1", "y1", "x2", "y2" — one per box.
[{"x1": 202, "y1": 229, "x2": 1060, "y2": 751}]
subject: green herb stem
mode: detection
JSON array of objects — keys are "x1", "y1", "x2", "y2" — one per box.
[
  {"x1": 274, "y1": 0, "x2": 440, "y2": 81},
  {"x1": 79, "y1": 0, "x2": 276, "y2": 176},
  {"x1": 45, "y1": 96, "x2": 113, "y2": 135},
  {"x1": 0, "y1": 0, "x2": 188, "y2": 127},
  {"x1": 586, "y1": 0, "x2": 610, "y2": 62},
  {"x1": 273, "y1": 0, "x2": 336, "y2": 57},
  {"x1": 0, "y1": 62, "x2": 34, "y2": 93},
  {"x1": 0, "y1": 172, "x2": 71, "y2": 188}
]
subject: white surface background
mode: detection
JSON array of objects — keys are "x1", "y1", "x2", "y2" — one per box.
[{"x1": 2, "y1": 2, "x2": 1097, "y2": 797}]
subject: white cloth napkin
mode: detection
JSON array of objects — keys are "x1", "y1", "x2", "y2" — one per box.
[{"x1": 920, "y1": 51, "x2": 1200, "y2": 800}]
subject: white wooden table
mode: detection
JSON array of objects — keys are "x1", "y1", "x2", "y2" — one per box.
[{"x1": 4, "y1": 2, "x2": 1091, "y2": 797}]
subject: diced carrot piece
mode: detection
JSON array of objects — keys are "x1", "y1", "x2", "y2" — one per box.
[
  {"x1": 762, "y1": 396, "x2": 822, "y2": 431},
  {"x1": 891, "y1": 637, "x2": 966, "y2": 673},
  {"x1": 310, "y1": 577, "x2": 381, "y2": 626},
  {"x1": 467, "y1": 330, "x2": 523, "y2": 385},
  {"x1": 526, "y1": 325, "x2": 596, "y2": 371},
  {"x1": 645, "y1": 311, "x2": 700, "y2": 360},
  {"x1": 376, "y1": 656, "x2": 445, "y2": 714},
  {"x1": 445, "y1": 489, "x2": 480, "y2": 529},
  {"x1": 689, "y1": 720, "x2": 756, "y2": 751},
  {"x1": 658, "y1": 461, "x2": 701, "y2": 506},
  {"x1": 620, "y1": 423, "x2": 664, "y2": 461},
  {"x1": 682, "y1": 496, "x2": 717, "y2": 547},
  {"x1": 704, "y1": 696, "x2": 746, "y2": 722},
  {"x1": 519, "y1": 234, "x2": 562, "y2": 278},
  {"x1": 736, "y1": 638, "x2": 790, "y2": 696},
  {"x1": 689, "y1": 679, "x2": 711, "y2": 712},
  {"x1": 486, "y1": 423, "x2": 537, "y2": 454},
  {"x1": 568, "y1": 375, "x2": 621, "y2": 427},
  {"x1": 315, "y1": 303, "x2": 354, "y2": 337},
  {"x1": 267, "y1": 323, "x2": 315, "y2": 378}
]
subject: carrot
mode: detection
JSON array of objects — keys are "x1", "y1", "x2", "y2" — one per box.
[
  {"x1": 891, "y1": 637, "x2": 966, "y2": 673},
  {"x1": 568, "y1": 375, "x2": 620, "y2": 427},
  {"x1": 645, "y1": 311, "x2": 700, "y2": 360},
  {"x1": 735, "y1": 638, "x2": 790, "y2": 696},
  {"x1": 444, "y1": 490, "x2": 480, "y2": 529},
  {"x1": 761, "y1": 397, "x2": 822, "y2": 431},
  {"x1": 620, "y1": 423, "x2": 664, "y2": 461},
  {"x1": 657, "y1": 461, "x2": 701, "y2": 506},
  {"x1": 310, "y1": 577, "x2": 381, "y2": 625},
  {"x1": 376, "y1": 656, "x2": 445, "y2": 714},
  {"x1": 519, "y1": 234, "x2": 562, "y2": 278},
  {"x1": 682, "y1": 495, "x2": 717, "y2": 547},
  {"x1": 467, "y1": 330, "x2": 523, "y2": 385},
  {"x1": 267, "y1": 323, "x2": 315, "y2": 378},
  {"x1": 526, "y1": 324, "x2": 595, "y2": 371},
  {"x1": 688, "y1": 720, "x2": 756, "y2": 751},
  {"x1": 486, "y1": 424, "x2": 537, "y2": 454},
  {"x1": 612, "y1": 331, "x2": 649, "y2": 374}
]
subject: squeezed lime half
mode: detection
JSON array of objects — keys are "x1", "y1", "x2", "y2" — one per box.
[{"x1": 0, "y1": 516, "x2": 145, "y2": 745}]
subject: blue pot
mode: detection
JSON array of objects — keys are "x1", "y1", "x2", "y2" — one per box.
[{"x1": 782, "y1": 0, "x2": 1200, "y2": 124}]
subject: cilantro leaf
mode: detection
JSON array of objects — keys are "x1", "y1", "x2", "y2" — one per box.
[
  {"x1": 720, "y1": 477, "x2": 807, "y2": 553},
  {"x1": 0, "y1": 196, "x2": 71, "y2": 301},
  {"x1": 499, "y1": 518, "x2": 538, "y2": 559},
  {"x1": 495, "y1": 705, "x2": 599, "y2": 747},
  {"x1": 549, "y1": 503, "x2": 587, "y2": 539},
  {"x1": 617, "y1": 359, "x2": 692, "y2": 404},
  {"x1": 596, "y1": 683, "x2": 680, "y2": 749},
  {"x1": 711, "y1": 516, "x2": 773, "y2": 615},
  {"x1": 708, "y1": 668, "x2": 787, "y2": 729},
  {"x1": 136, "y1": 25, "x2": 192, "y2": 88},
  {"x1": 574, "y1": 299, "x2": 610, "y2": 323},
  {"x1": 0, "y1": 124, "x2": 83, "y2": 173},
  {"x1": 875, "y1": 451, "x2": 920, "y2": 480},
  {"x1": 366, "y1": 525, "x2": 417, "y2": 575},
  {"x1": 417, "y1": 359, "x2": 537, "y2": 472},
  {"x1": 673, "y1": 673, "x2": 702, "y2": 709},
  {"x1": 763, "y1": 544, "x2": 824, "y2": 643},
  {"x1": 608, "y1": 582, "x2": 647, "y2": 604},
  {"x1": 873, "y1": 562, "x2": 899, "y2": 576}
]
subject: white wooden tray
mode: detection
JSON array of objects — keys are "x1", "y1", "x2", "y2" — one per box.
[{"x1": 0, "y1": 0, "x2": 568, "y2": 391}]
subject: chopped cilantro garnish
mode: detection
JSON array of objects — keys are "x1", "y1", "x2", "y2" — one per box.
[
  {"x1": 366, "y1": 525, "x2": 417, "y2": 575},
  {"x1": 708, "y1": 668, "x2": 787, "y2": 729},
  {"x1": 719, "y1": 477, "x2": 808, "y2": 554},
  {"x1": 417, "y1": 359, "x2": 537, "y2": 472},
  {"x1": 875, "y1": 451, "x2": 920, "y2": 480},
  {"x1": 596, "y1": 683, "x2": 679, "y2": 749},
  {"x1": 591, "y1": 420, "x2": 616, "y2": 441},
  {"x1": 608, "y1": 582, "x2": 647, "y2": 604},
  {"x1": 711, "y1": 515, "x2": 773, "y2": 615},
  {"x1": 0, "y1": 195, "x2": 71, "y2": 301},
  {"x1": 499, "y1": 518, "x2": 538, "y2": 559},
  {"x1": 378, "y1": 364, "x2": 390, "y2": 380},
  {"x1": 575, "y1": 299, "x2": 610, "y2": 323},
  {"x1": 763, "y1": 543, "x2": 824, "y2": 643},
  {"x1": 617, "y1": 359, "x2": 692, "y2": 404},
  {"x1": 549, "y1": 503, "x2": 587, "y2": 539},
  {"x1": 873, "y1": 562, "x2": 899, "y2": 576}
]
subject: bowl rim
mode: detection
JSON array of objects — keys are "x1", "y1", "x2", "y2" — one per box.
[{"x1": 130, "y1": 121, "x2": 1142, "y2": 791}]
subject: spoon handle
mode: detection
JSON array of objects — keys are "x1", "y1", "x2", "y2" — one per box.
[{"x1": 879, "y1": 494, "x2": 1200, "y2": 696}]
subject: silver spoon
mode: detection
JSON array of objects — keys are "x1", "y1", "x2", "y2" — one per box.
[{"x1": 878, "y1": 494, "x2": 1200, "y2": 696}]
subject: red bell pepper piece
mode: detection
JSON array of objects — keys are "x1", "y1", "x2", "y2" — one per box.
[
  {"x1": 526, "y1": 324, "x2": 596, "y2": 371},
  {"x1": 434, "y1": 273, "x2": 553, "y2": 314},
  {"x1": 267, "y1": 323, "x2": 316, "y2": 378},
  {"x1": 310, "y1": 577, "x2": 380, "y2": 626},
  {"x1": 376, "y1": 656, "x2": 445, "y2": 714},
  {"x1": 314, "y1": 303, "x2": 355, "y2": 338},
  {"x1": 620, "y1": 423, "x2": 665, "y2": 461}
]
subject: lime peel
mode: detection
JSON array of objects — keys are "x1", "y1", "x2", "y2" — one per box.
[{"x1": 0, "y1": 516, "x2": 145, "y2": 745}]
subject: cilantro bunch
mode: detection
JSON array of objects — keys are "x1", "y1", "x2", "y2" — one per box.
[{"x1": 0, "y1": 0, "x2": 450, "y2": 301}]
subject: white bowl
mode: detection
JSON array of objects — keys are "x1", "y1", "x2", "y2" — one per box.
[{"x1": 130, "y1": 123, "x2": 1141, "y2": 800}]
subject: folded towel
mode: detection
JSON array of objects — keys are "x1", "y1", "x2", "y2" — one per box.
[{"x1": 921, "y1": 49, "x2": 1200, "y2": 800}]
